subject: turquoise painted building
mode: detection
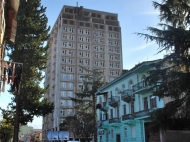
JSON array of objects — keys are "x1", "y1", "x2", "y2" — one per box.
[{"x1": 96, "y1": 60, "x2": 164, "y2": 142}]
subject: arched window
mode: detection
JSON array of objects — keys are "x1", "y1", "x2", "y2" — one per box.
[
  {"x1": 122, "y1": 84, "x2": 125, "y2": 91},
  {"x1": 142, "y1": 75, "x2": 146, "y2": 87},
  {"x1": 115, "y1": 87, "x2": 120, "y2": 94},
  {"x1": 128, "y1": 80, "x2": 133, "y2": 90}
]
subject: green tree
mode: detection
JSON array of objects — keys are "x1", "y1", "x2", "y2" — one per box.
[
  {"x1": 69, "y1": 67, "x2": 105, "y2": 142},
  {"x1": 4, "y1": 0, "x2": 54, "y2": 125},
  {"x1": 0, "y1": 117, "x2": 14, "y2": 142},
  {"x1": 136, "y1": 0, "x2": 190, "y2": 131}
]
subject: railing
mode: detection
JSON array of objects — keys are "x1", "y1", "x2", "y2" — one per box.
[
  {"x1": 122, "y1": 114, "x2": 134, "y2": 121},
  {"x1": 134, "y1": 109, "x2": 153, "y2": 118},
  {"x1": 109, "y1": 118, "x2": 121, "y2": 124},
  {"x1": 108, "y1": 96, "x2": 120, "y2": 103},
  {"x1": 121, "y1": 89, "x2": 133, "y2": 102}
]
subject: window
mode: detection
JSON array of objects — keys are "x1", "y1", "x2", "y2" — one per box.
[
  {"x1": 131, "y1": 126, "x2": 136, "y2": 138},
  {"x1": 79, "y1": 75, "x2": 83, "y2": 81},
  {"x1": 106, "y1": 15, "x2": 109, "y2": 19},
  {"x1": 111, "y1": 16, "x2": 115, "y2": 20},
  {"x1": 92, "y1": 13, "x2": 96, "y2": 17},
  {"x1": 61, "y1": 82, "x2": 66, "y2": 88},
  {"x1": 114, "y1": 27, "x2": 118, "y2": 31},
  {"x1": 123, "y1": 104, "x2": 126, "y2": 115},
  {"x1": 99, "y1": 25, "x2": 104, "y2": 29},
  {"x1": 86, "y1": 23, "x2": 90, "y2": 27},
  {"x1": 68, "y1": 83, "x2": 73, "y2": 89},
  {"x1": 144, "y1": 97, "x2": 148, "y2": 110},
  {"x1": 80, "y1": 22, "x2": 84, "y2": 26},
  {"x1": 94, "y1": 24, "x2": 98, "y2": 28},
  {"x1": 62, "y1": 66, "x2": 66, "y2": 71},
  {"x1": 68, "y1": 91, "x2": 73, "y2": 97},
  {"x1": 110, "y1": 109, "x2": 113, "y2": 119},
  {"x1": 61, "y1": 91, "x2": 66, "y2": 97},
  {"x1": 79, "y1": 84, "x2": 83, "y2": 90},
  {"x1": 111, "y1": 130, "x2": 114, "y2": 139},
  {"x1": 109, "y1": 26, "x2": 112, "y2": 31},
  {"x1": 67, "y1": 100, "x2": 72, "y2": 107},
  {"x1": 60, "y1": 100, "x2": 66, "y2": 106},
  {"x1": 124, "y1": 127, "x2": 127, "y2": 138},
  {"x1": 150, "y1": 96, "x2": 157, "y2": 108},
  {"x1": 130, "y1": 102, "x2": 134, "y2": 114},
  {"x1": 116, "y1": 107, "x2": 119, "y2": 118},
  {"x1": 100, "y1": 136, "x2": 102, "y2": 142},
  {"x1": 97, "y1": 14, "x2": 101, "y2": 18},
  {"x1": 70, "y1": 21, "x2": 74, "y2": 25},
  {"x1": 62, "y1": 74, "x2": 67, "y2": 80},
  {"x1": 68, "y1": 74, "x2": 73, "y2": 80}
]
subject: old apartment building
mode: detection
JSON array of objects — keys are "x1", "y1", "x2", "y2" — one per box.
[{"x1": 42, "y1": 5, "x2": 123, "y2": 140}]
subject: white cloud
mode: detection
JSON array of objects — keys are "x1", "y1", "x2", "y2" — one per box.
[
  {"x1": 141, "y1": 11, "x2": 159, "y2": 15},
  {"x1": 129, "y1": 42, "x2": 154, "y2": 51}
]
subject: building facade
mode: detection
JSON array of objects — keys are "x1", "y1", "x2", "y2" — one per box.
[
  {"x1": 0, "y1": 0, "x2": 19, "y2": 92},
  {"x1": 42, "y1": 5, "x2": 123, "y2": 140},
  {"x1": 96, "y1": 60, "x2": 164, "y2": 142}
]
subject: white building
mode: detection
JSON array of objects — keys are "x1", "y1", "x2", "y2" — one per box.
[{"x1": 42, "y1": 5, "x2": 123, "y2": 140}]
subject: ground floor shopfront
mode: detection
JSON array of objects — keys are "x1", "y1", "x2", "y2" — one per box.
[{"x1": 97, "y1": 119, "x2": 160, "y2": 142}]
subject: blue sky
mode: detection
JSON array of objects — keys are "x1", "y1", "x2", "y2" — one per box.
[{"x1": 0, "y1": 0, "x2": 165, "y2": 129}]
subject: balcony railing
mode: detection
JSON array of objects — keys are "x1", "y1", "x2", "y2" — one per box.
[
  {"x1": 121, "y1": 89, "x2": 134, "y2": 102},
  {"x1": 134, "y1": 109, "x2": 153, "y2": 118},
  {"x1": 97, "y1": 120, "x2": 109, "y2": 128},
  {"x1": 108, "y1": 96, "x2": 120, "y2": 107},
  {"x1": 109, "y1": 118, "x2": 121, "y2": 124},
  {"x1": 133, "y1": 80, "x2": 153, "y2": 94},
  {"x1": 122, "y1": 114, "x2": 134, "y2": 121}
]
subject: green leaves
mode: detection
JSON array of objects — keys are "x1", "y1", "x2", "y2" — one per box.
[
  {"x1": 4, "y1": 0, "x2": 54, "y2": 125},
  {"x1": 137, "y1": 0, "x2": 190, "y2": 131}
]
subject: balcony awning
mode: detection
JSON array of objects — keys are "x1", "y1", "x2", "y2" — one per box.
[{"x1": 96, "y1": 91, "x2": 107, "y2": 96}]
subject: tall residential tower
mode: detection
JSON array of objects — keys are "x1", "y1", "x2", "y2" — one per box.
[{"x1": 42, "y1": 5, "x2": 123, "y2": 139}]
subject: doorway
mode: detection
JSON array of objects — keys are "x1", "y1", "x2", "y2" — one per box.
[{"x1": 116, "y1": 134, "x2": 120, "y2": 142}]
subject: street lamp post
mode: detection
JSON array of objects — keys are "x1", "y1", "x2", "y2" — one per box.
[{"x1": 3, "y1": 61, "x2": 23, "y2": 142}]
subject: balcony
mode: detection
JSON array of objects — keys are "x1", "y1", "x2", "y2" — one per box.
[
  {"x1": 109, "y1": 118, "x2": 121, "y2": 127},
  {"x1": 133, "y1": 80, "x2": 153, "y2": 94},
  {"x1": 134, "y1": 109, "x2": 153, "y2": 119},
  {"x1": 122, "y1": 114, "x2": 134, "y2": 121},
  {"x1": 97, "y1": 120, "x2": 109, "y2": 129},
  {"x1": 108, "y1": 96, "x2": 120, "y2": 107},
  {"x1": 121, "y1": 89, "x2": 134, "y2": 103},
  {"x1": 96, "y1": 102, "x2": 108, "y2": 112}
]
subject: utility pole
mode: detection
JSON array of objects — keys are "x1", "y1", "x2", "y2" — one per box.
[
  {"x1": 13, "y1": 90, "x2": 20, "y2": 142},
  {"x1": 10, "y1": 62, "x2": 23, "y2": 142}
]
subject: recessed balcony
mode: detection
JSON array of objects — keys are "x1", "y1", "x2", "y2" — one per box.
[
  {"x1": 96, "y1": 102, "x2": 108, "y2": 112},
  {"x1": 108, "y1": 96, "x2": 120, "y2": 107},
  {"x1": 121, "y1": 89, "x2": 134, "y2": 103},
  {"x1": 97, "y1": 120, "x2": 109, "y2": 129},
  {"x1": 133, "y1": 80, "x2": 153, "y2": 94}
]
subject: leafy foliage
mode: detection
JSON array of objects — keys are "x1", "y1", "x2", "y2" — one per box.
[
  {"x1": 136, "y1": 0, "x2": 190, "y2": 131},
  {"x1": 0, "y1": 117, "x2": 14, "y2": 142},
  {"x1": 62, "y1": 67, "x2": 105, "y2": 142},
  {"x1": 3, "y1": 0, "x2": 54, "y2": 125}
]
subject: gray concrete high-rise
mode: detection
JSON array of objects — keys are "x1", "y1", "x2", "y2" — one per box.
[{"x1": 42, "y1": 5, "x2": 123, "y2": 140}]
